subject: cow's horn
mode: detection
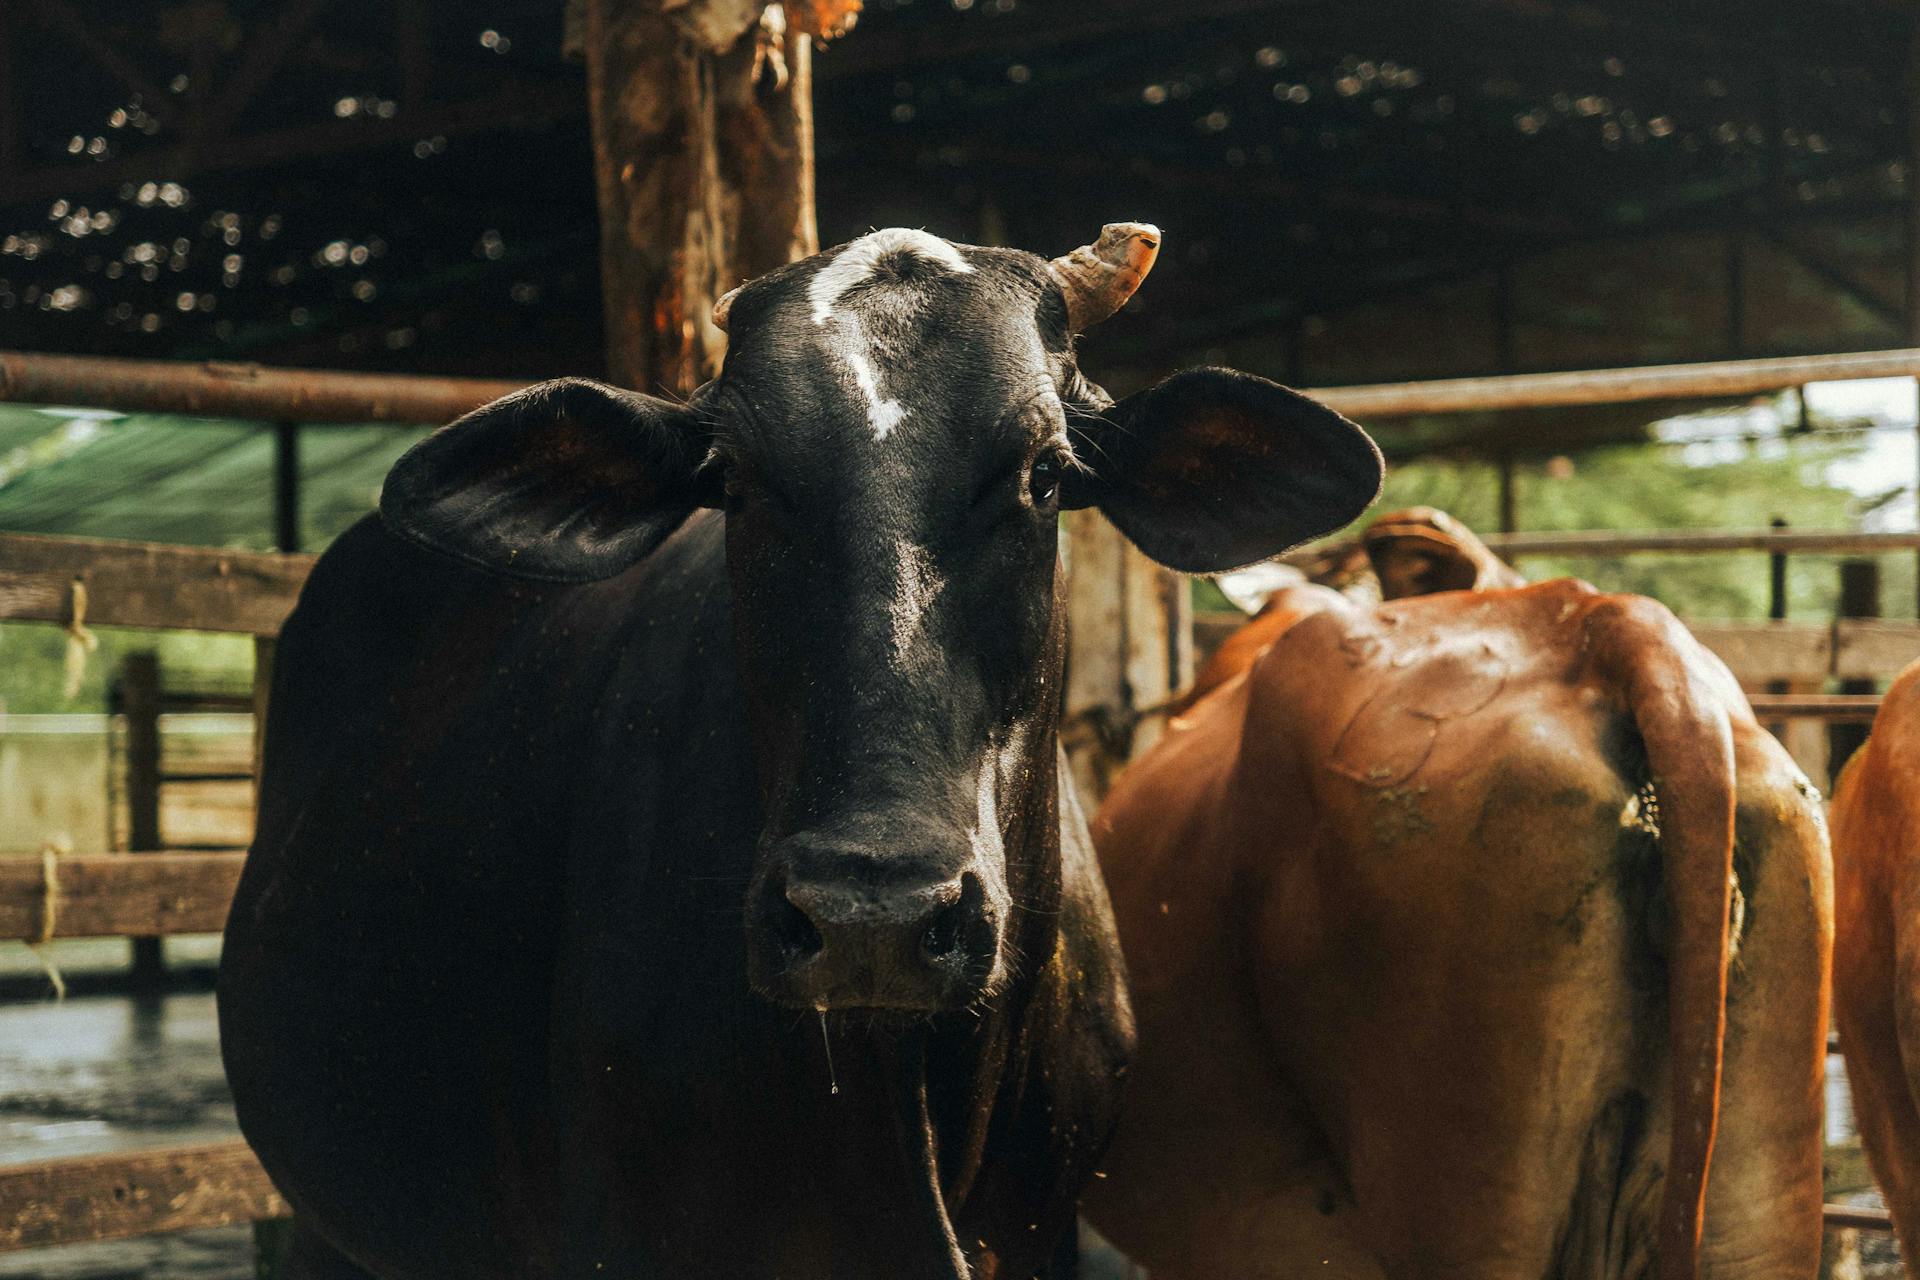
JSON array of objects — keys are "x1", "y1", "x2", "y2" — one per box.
[
  {"x1": 712, "y1": 284, "x2": 742, "y2": 333},
  {"x1": 1048, "y1": 222, "x2": 1161, "y2": 331}
]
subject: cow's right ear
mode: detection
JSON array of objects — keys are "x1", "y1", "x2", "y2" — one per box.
[{"x1": 379, "y1": 378, "x2": 709, "y2": 583}]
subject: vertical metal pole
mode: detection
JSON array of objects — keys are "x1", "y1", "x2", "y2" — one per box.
[
  {"x1": 1764, "y1": 517, "x2": 1789, "y2": 741},
  {"x1": 1768, "y1": 516, "x2": 1790, "y2": 622},
  {"x1": 1832, "y1": 560, "x2": 1882, "y2": 774},
  {"x1": 123, "y1": 652, "x2": 165, "y2": 988},
  {"x1": 273, "y1": 422, "x2": 301, "y2": 553},
  {"x1": 1493, "y1": 263, "x2": 1516, "y2": 374},
  {"x1": 1725, "y1": 230, "x2": 1745, "y2": 356}
]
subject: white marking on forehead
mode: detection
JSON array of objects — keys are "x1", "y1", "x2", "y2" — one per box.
[
  {"x1": 841, "y1": 342, "x2": 906, "y2": 441},
  {"x1": 889, "y1": 538, "x2": 945, "y2": 666},
  {"x1": 807, "y1": 228, "x2": 972, "y2": 326}
]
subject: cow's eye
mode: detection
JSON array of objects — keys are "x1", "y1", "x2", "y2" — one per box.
[{"x1": 1028, "y1": 454, "x2": 1064, "y2": 508}]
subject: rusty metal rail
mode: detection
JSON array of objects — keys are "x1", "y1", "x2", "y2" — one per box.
[
  {"x1": 1309, "y1": 346, "x2": 1920, "y2": 420},
  {"x1": 7, "y1": 345, "x2": 1920, "y2": 428},
  {"x1": 0, "y1": 350, "x2": 522, "y2": 425}
]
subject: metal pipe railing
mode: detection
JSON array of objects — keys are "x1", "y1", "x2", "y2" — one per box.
[
  {"x1": 0, "y1": 350, "x2": 523, "y2": 425},
  {"x1": 6, "y1": 345, "x2": 1920, "y2": 426},
  {"x1": 1309, "y1": 347, "x2": 1920, "y2": 420}
]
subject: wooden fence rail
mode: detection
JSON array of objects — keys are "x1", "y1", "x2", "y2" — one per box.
[
  {"x1": 0, "y1": 1143, "x2": 284, "y2": 1252},
  {"x1": 0, "y1": 532, "x2": 312, "y2": 636},
  {"x1": 1478, "y1": 528, "x2": 1920, "y2": 558},
  {"x1": 0, "y1": 1136, "x2": 1890, "y2": 1253},
  {"x1": 0, "y1": 852, "x2": 246, "y2": 941}
]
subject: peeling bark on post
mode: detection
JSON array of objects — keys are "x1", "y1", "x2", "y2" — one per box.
[{"x1": 583, "y1": 0, "x2": 829, "y2": 395}]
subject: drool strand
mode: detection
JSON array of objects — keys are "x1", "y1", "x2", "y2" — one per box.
[{"x1": 817, "y1": 1007, "x2": 839, "y2": 1097}]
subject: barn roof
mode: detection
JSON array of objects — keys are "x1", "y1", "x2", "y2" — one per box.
[{"x1": 0, "y1": 0, "x2": 1910, "y2": 497}]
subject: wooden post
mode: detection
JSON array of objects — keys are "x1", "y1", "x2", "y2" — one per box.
[
  {"x1": 582, "y1": 0, "x2": 832, "y2": 394},
  {"x1": 1831, "y1": 559, "x2": 1882, "y2": 776},
  {"x1": 1063, "y1": 512, "x2": 1190, "y2": 804},
  {"x1": 121, "y1": 651, "x2": 165, "y2": 987},
  {"x1": 251, "y1": 637, "x2": 275, "y2": 792}
]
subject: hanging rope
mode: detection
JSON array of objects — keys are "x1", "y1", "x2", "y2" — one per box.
[
  {"x1": 27, "y1": 839, "x2": 69, "y2": 1000},
  {"x1": 62, "y1": 578, "x2": 98, "y2": 702}
]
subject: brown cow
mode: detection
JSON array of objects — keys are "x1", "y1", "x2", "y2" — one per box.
[
  {"x1": 1832, "y1": 659, "x2": 1920, "y2": 1257},
  {"x1": 1083, "y1": 511, "x2": 1832, "y2": 1279}
]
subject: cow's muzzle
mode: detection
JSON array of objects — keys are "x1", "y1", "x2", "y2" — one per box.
[{"x1": 747, "y1": 835, "x2": 1004, "y2": 1012}]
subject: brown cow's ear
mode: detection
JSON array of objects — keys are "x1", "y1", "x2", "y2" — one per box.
[
  {"x1": 1062, "y1": 367, "x2": 1383, "y2": 573},
  {"x1": 1364, "y1": 507, "x2": 1527, "y2": 599},
  {"x1": 379, "y1": 378, "x2": 709, "y2": 583}
]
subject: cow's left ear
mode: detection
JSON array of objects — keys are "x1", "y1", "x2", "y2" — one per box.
[
  {"x1": 1063, "y1": 367, "x2": 1383, "y2": 573},
  {"x1": 380, "y1": 378, "x2": 709, "y2": 583}
]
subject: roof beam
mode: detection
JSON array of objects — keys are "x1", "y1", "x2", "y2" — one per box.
[
  {"x1": 3, "y1": 82, "x2": 584, "y2": 206},
  {"x1": 25, "y1": 0, "x2": 176, "y2": 127}
]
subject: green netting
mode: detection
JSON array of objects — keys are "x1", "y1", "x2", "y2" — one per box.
[{"x1": 0, "y1": 403, "x2": 427, "y2": 550}]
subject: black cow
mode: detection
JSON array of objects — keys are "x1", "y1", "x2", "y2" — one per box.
[{"x1": 218, "y1": 224, "x2": 1382, "y2": 1280}]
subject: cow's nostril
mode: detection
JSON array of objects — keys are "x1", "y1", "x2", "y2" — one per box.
[
  {"x1": 775, "y1": 896, "x2": 824, "y2": 960},
  {"x1": 922, "y1": 901, "x2": 965, "y2": 958},
  {"x1": 922, "y1": 872, "x2": 986, "y2": 960}
]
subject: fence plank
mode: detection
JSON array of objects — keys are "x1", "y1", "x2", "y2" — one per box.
[
  {"x1": 0, "y1": 1141, "x2": 284, "y2": 1251},
  {"x1": 0, "y1": 533, "x2": 314, "y2": 635},
  {"x1": 1687, "y1": 622, "x2": 1834, "y2": 683},
  {"x1": 0, "y1": 852, "x2": 246, "y2": 941}
]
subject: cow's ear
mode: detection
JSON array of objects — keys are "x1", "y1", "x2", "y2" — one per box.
[
  {"x1": 380, "y1": 378, "x2": 709, "y2": 582},
  {"x1": 1062, "y1": 367, "x2": 1383, "y2": 573}
]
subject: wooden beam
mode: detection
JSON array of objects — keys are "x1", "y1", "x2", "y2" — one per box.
[
  {"x1": 1826, "y1": 1202, "x2": 1896, "y2": 1231},
  {"x1": 200, "y1": 0, "x2": 336, "y2": 146},
  {"x1": 0, "y1": 1142, "x2": 283, "y2": 1252},
  {"x1": 1474, "y1": 528, "x2": 1920, "y2": 557},
  {"x1": 0, "y1": 532, "x2": 314, "y2": 636},
  {"x1": 5, "y1": 81, "x2": 583, "y2": 206},
  {"x1": 26, "y1": 0, "x2": 175, "y2": 127},
  {"x1": 1747, "y1": 694, "x2": 1881, "y2": 720},
  {"x1": 815, "y1": 0, "x2": 1308, "y2": 79},
  {"x1": 0, "y1": 851, "x2": 246, "y2": 941},
  {"x1": 1759, "y1": 227, "x2": 1905, "y2": 330}
]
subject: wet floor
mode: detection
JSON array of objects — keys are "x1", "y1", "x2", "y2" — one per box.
[
  {"x1": 0, "y1": 986, "x2": 1902, "y2": 1278},
  {"x1": 0, "y1": 991, "x2": 252, "y2": 1280}
]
